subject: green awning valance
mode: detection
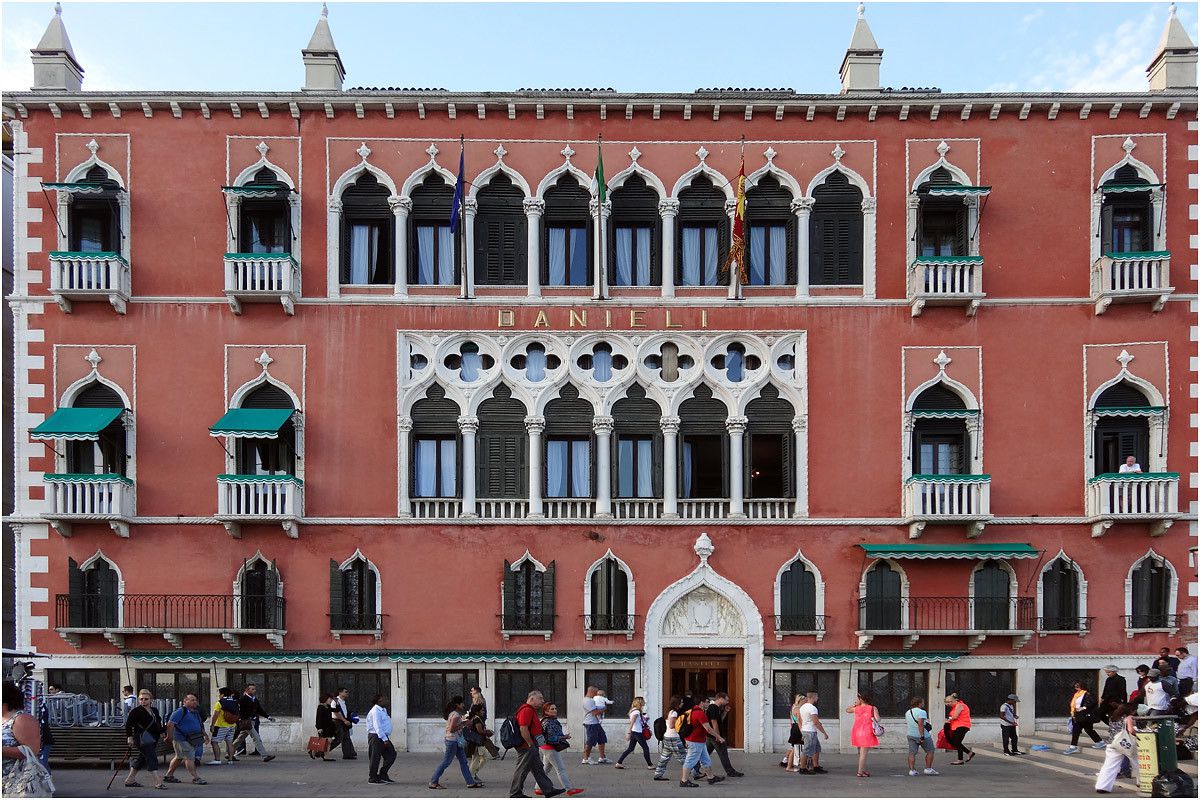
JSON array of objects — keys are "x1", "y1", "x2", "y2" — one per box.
[
  {"x1": 858, "y1": 543, "x2": 1038, "y2": 560},
  {"x1": 42, "y1": 181, "x2": 124, "y2": 195},
  {"x1": 31, "y1": 407, "x2": 124, "y2": 441},
  {"x1": 1103, "y1": 250, "x2": 1170, "y2": 260},
  {"x1": 388, "y1": 651, "x2": 642, "y2": 664},
  {"x1": 905, "y1": 474, "x2": 991, "y2": 483},
  {"x1": 221, "y1": 185, "x2": 293, "y2": 198},
  {"x1": 768, "y1": 651, "x2": 963, "y2": 664},
  {"x1": 44, "y1": 472, "x2": 133, "y2": 485},
  {"x1": 1088, "y1": 472, "x2": 1179, "y2": 484},
  {"x1": 910, "y1": 409, "x2": 980, "y2": 418},
  {"x1": 130, "y1": 650, "x2": 382, "y2": 664},
  {"x1": 209, "y1": 408, "x2": 294, "y2": 439},
  {"x1": 1100, "y1": 183, "x2": 1162, "y2": 194},
  {"x1": 923, "y1": 185, "x2": 991, "y2": 197},
  {"x1": 127, "y1": 650, "x2": 642, "y2": 664},
  {"x1": 911, "y1": 255, "x2": 984, "y2": 267},
  {"x1": 1094, "y1": 405, "x2": 1165, "y2": 416}
]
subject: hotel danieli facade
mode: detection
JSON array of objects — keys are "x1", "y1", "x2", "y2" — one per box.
[{"x1": 4, "y1": 2, "x2": 1198, "y2": 753}]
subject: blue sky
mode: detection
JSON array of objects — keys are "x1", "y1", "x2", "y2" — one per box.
[{"x1": 1, "y1": 2, "x2": 1196, "y2": 94}]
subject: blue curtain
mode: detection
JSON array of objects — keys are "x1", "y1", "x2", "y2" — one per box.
[
  {"x1": 547, "y1": 440, "x2": 567, "y2": 497},
  {"x1": 636, "y1": 439, "x2": 653, "y2": 498},
  {"x1": 548, "y1": 227, "x2": 567, "y2": 285},
  {"x1": 526, "y1": 345, "x2": 546, "y2": 381},
  {"x1": 571, "y1": 439, "x2": 590, "y2": 496},
  {"x1": 748, "y1": 226, "x2": 766, "y2": 285},
  {"x1": 436, "y1": 226, "x2": 454, "y2": 284},
  {"x1": 439, "y1": 439, "x2": 456, "y2": 496},
  {"x1": 727, "y1": 347, "x2": 744, "y2": 383},
  {"x1": 349, "y1": 224, "x2": 374, "y2": 284},
  {"x1": 682, "y1": 228, "x2": 701, "y2": 285},
  {"x1": 635, "y1": 229, "x2": 651, "y2": 285},
  {"x1": 569, "y1": 229, "x2": 588, "y2": 285},
  {"x1": 615, "y1": 228, "x2": 633, "y2": 286},
  {"x1": 461, "y1": 348, "x2": 480, "y2": 381},
  {"x1": 702, "y1": 227, "x2": 718, "y2": 285},
  {"x1": 617, "y1": 439, "x2": 633, "y2": 496},
  {"x1": 682, "y1": 441, "x2": 694, "y2": 497},
  {"x1": 593, "y1": 347, "x2": 613, "y2": 381},
  {"x1": 416, "y1": 226, "x2": 435, "y2": 284},
  {"x1": 414, "y1": 439, "x2": 437, "y2": 496},
  {"x1": 769, "y1": 226, "x2": 787, "y2": 285}
]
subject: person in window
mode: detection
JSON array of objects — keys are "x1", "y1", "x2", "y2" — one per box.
[
  {"x1": 1063, "y1": 682, "x2": 1104, "y2": 753},
  {"x1": 847, "y1": 691, "x2": 880, "y2": 777},
  {"x1": 1119, "y1": 455, "x2": 1143, "y2": 474},
  {"x1": 123, "y1": 689, "x2": 166, "y2": 789},
  {"x1": 613, "y1": 696, "x2": 652, "y2": 770},
  {"x1": 942, "y1": 693, "x2": 975, "y2": 766},
  {"x1": 428, "y1": 695, "x2": 478, "y2": 790},
  {"x1": 312, "y1": 692, "x2": 336, "y2": 762},
  {"x1": 536, "y1": 701, "x2": 581, "y2": 796}
]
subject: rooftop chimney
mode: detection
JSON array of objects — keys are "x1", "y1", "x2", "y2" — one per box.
[
  {"x1": 839, "y1": 3, "x2": 883, "y2": 93},
  {"x1": 1147, "y1": 3, "x2": 1197, "y2": 90},
  {"x1": 31, "y1": 3, "x2": 83, "y2": 91},
  {"x1": 302, "y1": 3, "x2": 345, "y2": 91}
]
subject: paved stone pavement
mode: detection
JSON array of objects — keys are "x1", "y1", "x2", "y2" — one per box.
[{"x1": 51, "y1": 749, "x2": 1144, "y2": 798}]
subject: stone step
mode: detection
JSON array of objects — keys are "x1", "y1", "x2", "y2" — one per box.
[{"x1": 985, "y1": 736, "x2": 1199, "y2": 778}]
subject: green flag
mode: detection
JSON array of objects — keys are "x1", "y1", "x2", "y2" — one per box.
[{"x1": 592, "y1": 139, "x2": 606, "y2": 204}]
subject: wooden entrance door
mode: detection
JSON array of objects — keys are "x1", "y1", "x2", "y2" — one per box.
[{"x1": 662, "y1": 649, "x2": 743, "y2": 748}]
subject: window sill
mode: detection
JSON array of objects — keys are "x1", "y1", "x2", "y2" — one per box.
[
  {"x1": 502, "y1": 630, "x2": 553, "y2": 641},
  {"x1": 1124, "y1": 626, "x2": 1178, "y2": 639},
  {"x1": 584, "y1": 629, "x2": 635, "y2": 642},
  {"x1": 331, "y1": 628, "x2": 382, "y2": 641},
  {"x1": 339, "y1": 285, "x2": 395, "y2": 294},
  {"x1": 774, "y1": 630, "x2": 827, "y2": 642},
  {"x1": 1037, "y1": 629, "x2": 1089, "y2": 637}
]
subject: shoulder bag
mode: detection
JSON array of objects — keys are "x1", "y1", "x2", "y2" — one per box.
[
  {"x1": 870, "y1": 708, "x2": 885, "y2": 737},
  {"x1": 1109, "y1": 727, "x2": 1137, "y2": 758},
  {"x1": 2, "y1": 745, "x2": 56, "y2": 798}
]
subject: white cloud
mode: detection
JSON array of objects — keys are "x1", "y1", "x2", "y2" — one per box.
[
  {"x1": 1025, "y1": 8, "x2": 1161, "y2": 92},
  {"x1": 1020, "y1": 8, "x2": 1045, "y2": 29},
  {"x1": 0, "y1": 16, "x2": 45, "y2": 92}
]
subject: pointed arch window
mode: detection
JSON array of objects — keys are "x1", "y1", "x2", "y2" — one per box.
[
  {"x1": 612, "y1": 385, "x2": 662, "y2": 499},
  {"x1": 916, "y1": 167, "x2": 968, "y2": 257},
  {"x1": 746, "y1": 385, "x2": 794, "y2": 499},
  {"x1": 861, "y1": 561, "x2": 902, "y2": 630},
  {"x1": 543, "y1": 174, "x2": 592, "y2": 287},
  {"x1": 677, "y1": 175, "x2": 729, "y2": 286},
  {"x1": 679, "y1": 385, "x2": 728, "y2": 498},
  {"x1": 1101, "y1": 164, "x2": 1154, "y2": 255},
  {"x1": 329, "y1": 555, "x2": 379, "y2": 632},
  {"x1": 545, "y1": 385, "x2": 593, "y2": 499},
  {"x1": 778, "y1": 559, "x2": 817, "y2": 632},
  {"x1": 237, "y1": 167, "x2": 291, "y2": 255},
  {"x1": 810, "y1": 171, "x2": 864, "y2": 285},
  {"x1": 588, "y1": 557, "x2": 631, "y2": 632},
  {"x1": 474, "y1": 174, "x2": 527, "y2": 286},
  {"x1": 502, "y1": 557, "x2": 555, "y2": 634},
  {"x1": 476, "y1": 385, "x2": 528, "y2": 499},
  {"x1": 65, "y1": 381, "x2": 127, "y2": 476},
  {"x1": 341, "y1": 171, "x2": 394, "y2": 285},
  {"x1": 972, "y1": 560, "x2": 1011, "y2": 630},
  {"x1": 745, "y1": 174, "x2": 795, "y2": 286},
  {"x1": 1129, "y1": 554, "x2": 1172, "y2": 629},
  {"x1": 411, "y1": 385, "x2": 460, "y2": 499},
  {"x1": 409, "y1": 172, "x2": 457, "y2": 285},
  {"x1": 67, "y1": 555, "x2": 119, "y2": 628},
  {"x1": 1092, "y1": 381, "x2": 1152, "y2": 474},
  {"x1": 69, "y1": 165, "x2": 122, "y2": 253},
  {"x1": 911, "y1": 384, "x2": 970, "y2": 476},
  {"x1": 1041, "y1": 557, "x2": 1082, "y2": 632},
  {"x1": 235, "y1": 383, "x2": 296, "y2": 477},
  {"x1": 609, "y1": 174, "x2": 660, "y2": 287},
  {"x1": 239, "y1": 557, "x2": 283, "y2": 630}
]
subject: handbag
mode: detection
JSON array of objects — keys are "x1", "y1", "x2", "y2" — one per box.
[
  {"x1": 2, "y1": 744, "x2": 55, "y2": 798},
  {"x1": 870, "y1": 710, "x2": 885, "y2": 738},
  {"x1": 307, "y1": 736, "x2": 330, "y2": 754},
  {"x1": 186, "y1": 731, "x2": 206, "y2": 748},
  {"x1": 935, "y1": 729, "x2": 952, "y2": 750},
  {"x1": 1110, "y1": 729, "x2": 1136, "y2": 758},
  {"x1": 553, "y1": 739, "x2": 571, "y2": 752}
]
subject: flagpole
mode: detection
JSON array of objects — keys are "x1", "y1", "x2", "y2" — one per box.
[
  {"x1": 593, "y1": 133, "x2": 604, "y2": 301},
  {"x1": 457, "y1": 135, "x2": 467, "y2": 299}
]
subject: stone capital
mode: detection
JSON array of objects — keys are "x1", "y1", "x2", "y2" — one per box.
[
  {"x1": 457, "y1": 414, "x2": 480, "y2": 434},
  {"x1": 523, "y1": 198, "x2": 546, "y2": 217},
  {"x1": 725, "y1": 416, "x2": 749, "y2": 435},
  {"x1": 658, "y1": 199, "x2": 680, "y2": 218},
  {"x1": 791, "y1": 197, "x2": 815, "y2": 214},
  {"x1": 327, "y1": 197, "x2": 343, "y2": 213},
  {"x1": 659, "y1": 415, "x2": 681, "y2": 434},
  {"x1": 389, "y1": 195, "x2": 413, "y2": 215},
  {"x1": 398, "y1": 416, "x2": 413, "y2": 433},
  {"x1": 860, "y1": 197, "x2": 877, "y2": 212},
  {"x1": 791, "y1": 415, "x2": 808, "y2": 433},
  {"x1": 907, "y1": 195, "x2": 922, "y2": 210},
  {"x1": 592, "y1": 415, "x2": 615, "y2": 434},
  {"x1": 464, "y1": 199, "x2": 479, "y2": 216},
  {"x1": 524, "y1": 415, "x2": 546, "y2": 433}
]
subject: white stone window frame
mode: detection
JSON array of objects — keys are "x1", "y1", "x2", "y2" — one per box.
[
  {"x1": 857, "y1": 558, "x2": 912, "y2": 636},
  {"x1": 1083, "y1": 356, "x2": 1168, "y2": 481},
  {"x1": 327, "y1": 154, "x2": 402, "y2": 297},
  {"x1": 1091, "y1": 139, "x2": 1167, "y2": 264},
  {"x1": 56, "y1": 368, "x2": 136, "y2": 509},
  {"x1": 669, "y1": 156, "x2": 737, "y2": 298},
  {"x1": 772, "y1": 548, "x2": 825, "y2": 641},
  {"x1": 226, "y1": 147, "x2": 301, "y2": 282},
  {"x1": 77, "y1": 548, "x2": 126, "y2": 629},
  {"x1": 501, "y1": 550, "x2": 552, "y2": 640},
  {"x1": 1123, "y1": 548, "x2": 1179, "y2": 638},
  {"x1": 226, "y1": 373, "x2": 305, "y2": 483},
  {"x1": 231, "y1": 549, "x2": 285, "y2": 632},
  {"x1": 901, "y1": 372, "x2": 983, "y2": 483},
  {"x1": 533, "y1": 149, "x2": 594, "y2": 298},
  {"x1": 465, "y1": 148, "x2": 534, "y2": 299},
  {"x1": 397, "y1": 146, "x2": 462, "y2": 299},
  {"x1": 582, "y1": 549, "x2": 636, "y2": 641},
  {"x1": 1036, "y1": 550, "x2": 1089, "y2": 637},
  {"x1": 605, "y1": 158, "x2": 671, "y2": 297},
  {"x1": 56, "y1": 151, "x2": 131, "y2": 264},
  {"x1": 906, "y1": 149, "x2": 980, "y2": 266},
  {"x1": 333, "y1": 548, "x2": 383, "y2": 639},
  {"x1": 801, "y1": 160, "x2": 876, "y2": 298},
  {"x1": 965, "y1": 558, "x2": 1018, "y2": 631}
]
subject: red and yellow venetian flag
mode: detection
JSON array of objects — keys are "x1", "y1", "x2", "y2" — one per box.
[{"x1": 722, "y1": 148, "x2": 747, "y2": 283}]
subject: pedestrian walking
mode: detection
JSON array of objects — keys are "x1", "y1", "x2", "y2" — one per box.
[
  {"x1": 464, "y1": 703, "x2": 493, "y2": 785},
  {"x1": 1095, "y1": 703, "x2": 1138, "y2": 794},
  {"x1": 1142, "y1": 669, "x2": 1172, "y2": 716},
  {"x1": 3, "y1": 681, "x2": 49, "y2": 794},
  {"x1": 999, "y1": 694, "x2": 1023, "y2": 755},
  {"x1": 678, "y1": 696, "x2": 724, "y2": 788},
  {"x1": 535, "y1": 701, "x2": 582, "y2": 796},
  {"x1": 614, "y1": 697, "x2": 653, "y2": 770},
  {"x1": 123, "y1": 688, "x2": 166, "y2": 789},
  {"x1": 1100, "y1": 667, "x2": 1127, "y2": 723},
  {"x1": 331, "y1": 687, "x2": 358, "y2": 760},
  {"x1": 208, "y1": 687, "x2": 239, "y2": 764},
  {"x1": 943, "y1": 694, "x2": 975, "y2": 765},
  {"x1": 508, "y1": 690, "x2": 563, "y2": 799},
  {"x1": 312, "y1": 692, "x2": 337, "y2": 761},
  {"x1": 365, "y1": 694, "x2": 396, "y2": 785},
  {"x1": 702, "y1": 692, "x2": 743, "y2": 777},
  {"x1": 652, "y1": 695, "x2": 685, "y2": 782},
  {"x1": 780, "y1": 694, "x2": 804, "y2": 770},
  {"x1": 232, "y1": 683, "x2": 275, "y2": 762},
  {"x1": 905, "y1": 697, "x2": 938, "y2": 776},
  {"x1": 1177, "y1": 648, "x2": 1197, "y2": 696},
  {"x1": 797, "y1": 691, "x2": 829, "y2": 775},
  {"x1": 429, "y1": 696, "x2": 479, "y2": 789},
  {"x1": 1064, "y1": 681, "x2": 1104, "y2": 753},
  {"x1": 847, "y1": 691, "x2": 880, "y2": 777},
  {"x1": 579, "y1": 687, "x2": 609, "y2": 766},
  {"x1": 121, "y1": 685, "x2": 136, "y2": 714},
  {"x1": 163, "y1": 693, "x2": 209, "y2": 785}
]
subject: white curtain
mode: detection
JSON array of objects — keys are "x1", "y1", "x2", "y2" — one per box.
[
  {"x1": 615, "y1": 228, "x2": 633, "y2": 286},
  {"x1": 439, "y1": 439, "x2": 457, "y2": 496},
  {"x1": 769, "y1": 226, "x2": 787, "y2": 285},
  {"x1": 617, "y1": 439, "x2": 633, "y2": 496},
  {"x1": 349, "y1": 224, "x2": 372, "y2": 284},
  {"x1": 727, "y1": 347, "x2": 744, "y2": 383},
  {"x1": 414, "y1": 439, "x2": 437, "y2": 496},
  {"x1": 437, "y1": 227, "x2": 454, "y2": 284},
  {"x1": 461, "y1": 349, "x2": 480, "y2": 381},
  {"x1": 682, "y1": 441, "x2": 694, "y2": 497},
  {"x1": 749, "y1": 226, "x2": 766, "y2": 285},
  {"x1": 547, "y1": 440, "x2": 567, "y2": 497},
  {"x1": 636, "y1": 229, "x2": 651, "y2": 286},
  {"x1": 548, "y1": 227, "x2": 567, "y2": 285},
  {"x1": 702, "y1": 227, "x2": 718, "y2": 285},
  {"x1": 636, "y1": 439, "x2": 653, "y2": 498},
  {"x1": 594, "y1": 348, "x2": 612, "y2": 381},
  {"x1": 682, "y1": 227, "x2": 701, "y2": 285},
  {"x1": 571, "y1": 439, "x2": 590, "y2": 496},
  {"x1": 526, "y1": 345, "x2": 546, "y2": 381},
  {"x1": 416, "y1": 226, "x2": 435, "y2": 284}
]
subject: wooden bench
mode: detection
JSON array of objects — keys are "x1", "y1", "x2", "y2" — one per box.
[{"x1": 49, "y1": 726, "x2": 171, "y2": 768}]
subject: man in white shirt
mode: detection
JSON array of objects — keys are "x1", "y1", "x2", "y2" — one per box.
[
  {"x1": 331, "y1": 687, "x2": 357, "y2": 760},
  {"x1": 365, "y1": 694, "x2": 395, "y2": 784},
  {"x1": 1175, "y1": 647, "x2": 1197, "y2": 696},
  {"x1": 1143, "y1": 670, "x2": 1171, "y2": 716},
  {"x1": 1118, "y1": 456, "x2": 1142, "y2": 473},
  {"x1": 580, "y1": 686, "x2": 610, "y2": 765},
  {"x1": 797, "y1": 692, "x2": 828, "y2": 775}
]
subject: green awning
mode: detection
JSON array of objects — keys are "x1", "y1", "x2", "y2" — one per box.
[
  {"x1": 1103, "y1": 250, "x2": 1170, "y2": 260},
  {"x1": 923, "y1": 185, "x2": 991, "y2": 197},
  {"x1": 389, "y1": 651, "x2": 642, "y2": 664},
  {"x1": 44, "y1": 473, "x2": 133, "y2": 485},
  {"x1": 911, "y1": 409, "x2": 980, "y2": 418},
  {"x1": 31, "y1": 407, "x2": 123, "y2": 441},
  {"x1": 905, "y1": 474, "x2": 991, "y2": 483},
  {"x1": 221, "y1": 185, "x2": 293, "y2": 198},
  {"x1": 1094, "y1": 405, "x2": 1166, "y2": 416},
  {"x1": 768, "y1": 651, "x2": 963, "y2": 664},
  {"x1": 1100, "y1": 183, "x2": 1162, "y2": 194},
  {"x1": 858, "y1": 543, "x2": 1038, "y2": 560},
  {"x1": 911, "y1": 255, "x2": 984, "y2": 267},
  {"x1": 1087, "y1": 472, "x2": 1179, "y2": 484},
  {"x1": 127, "y1": 650, "x2": 642, "y2": 664},
  {"x1": 42, "y1": 181, "x2": 124, "y2": 195},
  {"x1": 130, "y1": 651, "x2": 383, "y2": 664},
  {"x1": 49, "y1": 251, "x2": 128, "y2": 265},
  {"x1": 209, "y1": 408, "x2": 294, "y2": 439}
]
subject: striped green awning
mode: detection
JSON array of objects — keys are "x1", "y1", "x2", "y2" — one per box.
[
  {"x1": 768, "y1": 651, "x2": 963, "y2": 664},
  {"x1": 209, "y1": 408, "x2": 294, "y2": 439},
  {"x1": 388, "y1": 651, "x2": 642, "y2": 664},
  {"x1": 1103, "y1": 250, "x2": 1170, "y2": 260},
  {"x1": 911, "y1": 409, "x2": 979, "y2": 418},
  {"x1": 44, "y1": 472, "x2": 133, "y2": 485},
  {"x1": 221, "y1": 185, "x2": 292, "y2": 198},
  {"x1": 1100, "y1": 183, "x2": 1162, "y2": 194},
  {"x1": 911, "y1": 255, "x2": 984, "y2": 267},
  {"x1": 905, "y1": 474, "x2": 991, "y2": 483},
  {"x1": 130, "y1": 651, "x2": 383, "y2": 664},
  {"x1": 858, "y1": 543, "x2": 1038, "y2": 560},
  {"x1": 1088, "y1": 472, "x2": 1179, "y2": 484},
  {"x1": 31, "y1": 407, "x2": 123, "y2": 441},
  {"x1": 42, "y1": 181, "x2": 124, "y2": 194},
  {"x1": 923, "y1": 185, "x2": 991, "y2": 197},
  {"x1": 127, "y1": 650, "x2": 642, "y2": 664}
]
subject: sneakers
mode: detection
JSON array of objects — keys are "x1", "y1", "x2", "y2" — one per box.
[
  {"x1": 262, "y1": 754, "x2": 276, "y2": 762},
  {"x1": 580, "y1": 759, "x2": 594, "y2": 765},
  {"x1": 1064, "y1": 746, "x2": 1080, "y2": 755},
  {"x1": 811, "y1": 767, "x2": 828, "y2": 774},
  {"x1": 679, "y1": 781, "x2": 699, "y2": 788},
  {"x1": 595, "y1": 758, "x2": 612, "y2": 764},
  {"x1": 566, "y1": 790, "x2": 585, "y2": 797},
  {"x1": 923, "y1": 768, "x2": 939, "y2": 776},
  {"x1": 1091, "y1": 742, "x2": 1107, "y2": 749},
  {"x1": 909, "y1": 770, "x2": 919, "y2": 777}
]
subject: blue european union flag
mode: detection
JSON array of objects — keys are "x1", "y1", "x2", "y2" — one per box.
[{"x1": 450, "y1": 145, "x2": 465, "y2": 233}]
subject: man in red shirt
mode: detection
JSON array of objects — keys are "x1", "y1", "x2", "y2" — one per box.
[
  {"x1": 509, "y1": 690, "x2": 564, "y2": 799},
  {"x1": 679, "y1": 697, "x2": 725, "y2": 787}
]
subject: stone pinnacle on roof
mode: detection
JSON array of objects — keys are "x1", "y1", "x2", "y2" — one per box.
[
  {"x1": 839, "y1": 1, "x2": 883, "y2": 93},
  {"x1": 1147, "y1": 1, "x2": 1197, "y2": 91},
  {"x1": 302, "y1": 2, "x2": 345, "y2": 91},
  {"x1": 31, "y1": 2, "x2": 84, "y2": 91}
]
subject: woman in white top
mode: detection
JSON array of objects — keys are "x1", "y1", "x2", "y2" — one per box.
[
  {"x1": 614, "y1": 697, "x2": 654, "y2": 769},
  {"x1": 653, "y1": 695, "x2": 684, "y2": 780}
]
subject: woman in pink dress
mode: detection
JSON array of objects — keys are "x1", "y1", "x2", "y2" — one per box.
[{"x1": 846, "y1": 692, "x2": 880, "y2": 777}]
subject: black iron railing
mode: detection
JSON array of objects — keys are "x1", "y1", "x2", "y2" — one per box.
[
  {"x1": 56, "y1": 594, "x2": 285, "y2": 630},
  {"x1": 1038, "y1": 616, "x2": 1094, "y2": 633},
  {"x1": 774, "y1": 615, "x2": 827, "y2": 633},
  {"x1": 1126, "y1": 613, "x2": 1179, "y2": 630},
  {"x1": 329, "y1": 612, "x2": 385, "y2": 631},
  {"x1": 858, "y1": 596, "x2": 1034, "y2": 632},
  {"x1": 582, "y1": 614, "x2": 637, "y2": 632},
  {"x1": 499, "y1": 613, "x2": 555, "y2": 632}
]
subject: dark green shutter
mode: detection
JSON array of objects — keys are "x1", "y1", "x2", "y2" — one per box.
[
  {"x1": 542, "y1": 561, "x2": 556, "y2": 631},
  {"x1": 363, "y1": 565, "x2": 377, "y2": 619},
  {"x1": 502, "y1": 560, "x2": 515, "y2": 628},
  {"x1": 785, "y1": 215, "x2": 798, "y2": 284},
  {"x1": 781, "y1": 432, "x2": 794, "y2": 498},
  {"x1": 1100, "y1": 205, "x2": 1113, "y2": 253},
  {"x1": 97, "y1": 562, "x2": 119, "y2": 627},
  {"x1": 68, "y1": 557, "x2": 83, "y2": 627},
  {"x1": 266, "y1": 561, "x2": 281, "y2": 629},
  {"x1": 954, "y1": 207, "x2": 968, "y2": 256},
  {"x1": 329, "y1": 559, "x2": 344, "y2": 629},
  {"x1": 717, "y1": 216, "x2": 731, "y2": 286}
]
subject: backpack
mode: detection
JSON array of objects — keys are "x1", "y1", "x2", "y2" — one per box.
[
  {"x1": 218, "y1": 697, "x2": 241, "y2": 725},
  {"x1": 653, "y1": 716, "x2": 666, "y2": 742},
  {"x1": 674, "y1": 709, "x2": 694, "y2": 739},
  {"x1": 498, "y1": 716, "x2": 523, "y2": 750}
]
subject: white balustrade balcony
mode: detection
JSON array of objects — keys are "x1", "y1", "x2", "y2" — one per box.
[
  {"x1": 216, "y1": 474, "x2": 303, "y2": 538},
  {"x1": 1092, "y1": 251, "x2": 1173, "y2": 314},
  {"x1": 1086, "y1": 473, "x2": 1178, "y2": 537},
  {"x1": 612, "y1": 499, "x2": 663, "y2": 520},
  {"x1": 223, "y1": 253, "x2": 300, "y2": 315},
  {"x1": 904, "y1": 475, "x2": 992, "y2": 538},
  {"x1": 476, "y1": 499, "x2": 529, "y2": 519},
  {"x1": 48, "y1": 251, "x2": 131, "y2": 314},
  {"x1": 908, "y1": 256, "x2": 984, "y2": 317},
  {"x1": 410, "y1": 498, "x2": 463, "y2": 519},
  {"x1": 744, "y1": 499, "x2": 794, "y2": 519},
  {"x1": 544, "y1": 498, "x2": 595, "y2": 519},
  {"x1": 42, "y1": 473, "x2": 134, "y2": 538},
  {"x1": 677, "y1": 499, "x2": 731, "y2": 519}
]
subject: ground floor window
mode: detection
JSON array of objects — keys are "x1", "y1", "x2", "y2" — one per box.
[
  {"x1": 945, "y1": 669, "x2": 1015, "y2": 718},
  {"x1": 772, "y1": 670, "x2": 838, "y2": 719},
  {"x1": 136, "y1": 670, "x2": 210, "y2": 710},
  {"x1": 224, "y1": 670, "x2": 302, "y2": 717},
  {"x1": 583, "y1": 670, "x2": 634, "y2": 716},
  {"x1": 46, "y1": 669, "x2": 120, "y2": 702},
  {"x1": 407, "y1": 671, "x2": 480, "y2": 718},
  {"x1": 319, "y1": 669, "x2": 391, "y2": 718},
  {"x1": 857, "y1": 670, "x2": 927, "y2": 717},
  {"x1": 1034, "y1": 669, "x2": 1095, "y2": 718},
  {"x1": 494, "y1": 670, "x2": 568, "y2": 719}
]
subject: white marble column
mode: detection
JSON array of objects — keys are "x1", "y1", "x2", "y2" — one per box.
[
  {"x1": 590, "y1": 198, "x2": 611, "y2": 299},
  {"x1": 326, "y1": 198, "x2": 342, "y2": 298},
  {"x1": 397, "y1": 416, "x2": 413, "y2": 517},
  {"x1": 463, "y1": 199, "x2": 478, "y2": 298},
  {"x1": 524, "y1": 198, "x2": 545, "y2": 297},
  {"x1": 390, "y1": 196, "x2": 411, "y2": 297},
  {"x1": 861, "y1": 197, "x2": 877, "y2": 299},
  {"x1": 526, "y1": 415, "x2": 545, "y2": 518},
  {"x1": 793, "y1": 197, "x2": 814, "y2": 298},
  {"x1": 459, "y1": 415, "x2": 479, "y2": 517},
  {"x1": 661, "y1": 416, "x2": 680, "y2": 517},
  {"x1": 593, "y1": 415, "x2": 614, "y2": 518},
  {"x1": 116, "y1": 192, "x2": 132, "y2": 261},
  {"x1": 792, "y1": 416, "x2": 808, "y2": 518},
  {"x1": 727, "y1": 416, "x2": 748, "y2": 517},
  {"x1": 659, "y1": 199, "x2": 679, "y2": 297}
]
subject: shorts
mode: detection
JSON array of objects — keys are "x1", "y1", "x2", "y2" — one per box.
[
  {"x1": 907, "y1": 735, "x2": 934, "y2": 756},
  {"x1": 212, "y1": 726, "x2": 236, "y2": 743},
  {"x1": 584, "y1": 724, "x2": 607, "y2": 747},
  {"x1": 132, "y1": 742, "x2": 160, "y2": 772},
  {"x1": 172, "y1": 738, "x2": 198, "y2": 761},
  {"x1": 682, "y1": 740, "x2": 711, "y2": 771},
  {"x1": 801, "y1": 732, "x2": 822, "y2": 757}
]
